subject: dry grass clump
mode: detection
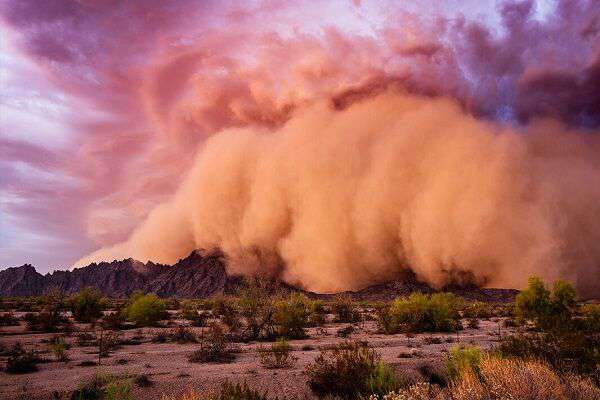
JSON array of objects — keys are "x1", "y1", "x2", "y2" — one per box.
[
  {"x1": 258, "y1": 338, "x2": 297, "y2": 369},
  {"x1": 160, "y1": 381, "x2": 272, "y2": 400},
  {"x1": 370, "y1": 357, "x2": 600, "y2": 400}
]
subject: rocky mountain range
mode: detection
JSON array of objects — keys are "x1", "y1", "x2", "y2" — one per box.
[{"x1": 0, "y1": 250, "x2": 518, "y2": 302}]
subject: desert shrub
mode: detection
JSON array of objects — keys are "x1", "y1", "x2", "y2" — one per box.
[
  {"x1": 366, "y1": 361, "x2": 401, "y2": 397},
  {"x1": 467, "y1": 318, "x2": 479, "y2": 329},
  {"x1": 180, "y1": 300, "x2": 206, "y2": 326},
  {"x1": 76, "y1": 331, "x2": 95, "y2": 346},
  {"x1": 189, "y1": 322, "x2": 235, "y2": 363},
  {"x1": 273, "y1": 293, "x2": 310, "y2": 339},
  {"x1": 212, "y1": 296, "x2": 240, "y2": 328},
  {"x1": 332, "y1": 295, "x2": 360, "y2": 323},
  {"x1": 5, "y1": 342, "x2": 40, "y2": 374},
  {"x1": 69, "y1": 287, "x2": 106, "y2": 323},
  {"x1": 462, "y1": 301, "x2": 494, "y2": 319},
  {"x1": 151, "y1": 330, "x2": 170, "y2": 343},
  {"x1": 374, "y1": 357, "x2": 600, "y2": 400},
  {"x1": 305, "y1": 341, "x2": 399, "y2": 398},
  {"x1": 337, "y1": 325, "x2": 355, "y2": 338},
  {"x1": 515, "y1": 277, "x2": 577, "y2": 331},
  {"x1": 25, "y1": 309, "x2": 70, "y2": 332},
  {"x1": 217, "y1": 381, "x2": 271, "y2": 400},
  {"x1": 96, "y1": 329, "x2": 121, "y2": 359},
  {"x1": 102, "y1": 309, "x2": 125, "y2": 330},
  {"x1": 384, "y1": 292, "x2": 463, "y2": 333},
  {"x1": 495, "y1": 331, "x2": 600, "y2": 383},
  {"x1": 50, "y1": 335, "x2": 70, "y2": 361},
  {"x1": 0, "y1": 312, "x2": 19, "y2": 326},
  {"x1": 308, "y1": 300, "x2": 327, "y2": 326},
  {"x1": 71, "y1": 372, "x2": 134, "y2": 400},
  {"x1": 236, "y1": 278, "x2": 277, "y2": 341},
  {"x1": 170, "y1": 325, "x2": 197, "y2": 343},
  {"x1": 580, "y1": 304, "x2": 600, "y2": 332},
  {"x1": 444, "y1": 345, "x2": 482, "y2": 381},
  {"x1": 123, "y1": 293, "x2": 166, "y2": 326},
  {"x1": 259, "y1": 338, "x2": 297, "y2": 369},
  {"x1": 375, "y1": 303, "x2": 395, "y2": 334},
  {"x1": 133, "y1": 374, "x2": 152, "y2": 387}
]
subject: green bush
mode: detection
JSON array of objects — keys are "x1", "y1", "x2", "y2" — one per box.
[
  {"x1": 305, "y1": 341, "x2": 399, "y2": 398},
  {"x1": 69, "y1": 288, "x2": 106, "y2": 323},
  {"x1": 384, "y1": 292, "x2": 463, "y2": 333},
  {"x1": 273, "y1": 293, "x2": 310, "y2": 339},
  {"x1": 122, "y1": 293, "x2": 166, "y2": 326},
  {"x1": 515, "y1": 277, "x2": 577, "y2": 331},
  {"x1": 444, "y1": 345, "x2": 482, "y2": 381}
]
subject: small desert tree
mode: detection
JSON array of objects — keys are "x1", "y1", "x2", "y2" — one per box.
[
  {"x1": 515, "y1": 277, "x2": 577, "y2": 330},
  {"x1": 68, "y1": 287, "x2": 106, "y2": 322}
]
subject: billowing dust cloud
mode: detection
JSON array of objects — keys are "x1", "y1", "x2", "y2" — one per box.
[{"x1": 78, "y1": 90, "x2": 600, "y2": 295}]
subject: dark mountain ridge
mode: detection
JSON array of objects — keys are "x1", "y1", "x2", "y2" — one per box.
[{"x1": 0, "y1": 250, "x2": 518, "y2": 302}]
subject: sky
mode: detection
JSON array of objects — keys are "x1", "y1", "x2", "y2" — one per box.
[{"x1": 0, "y1": 0, "x2": 598, "y2": 275}]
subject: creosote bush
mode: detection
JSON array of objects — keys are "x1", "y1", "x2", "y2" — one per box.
[
  {"x1": 123, "y1": 292, "x2": 167, "y2": 327},
  {"x1": 379, "y1": 292, "x2": 463, "y2": 334},
  {"x1": 68, "y1": 287, "x2": 106, "y2": 323},
  {"x1": 305, "y1": 341, "x2": 399, "y2": 398},
  {"x1": 273, "y1": 293, "x2": 310, "y2": 339}
]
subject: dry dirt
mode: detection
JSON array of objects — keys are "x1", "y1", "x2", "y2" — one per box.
[{"x1": 0, "y1": 312, "x2": 514, "y2": 400}]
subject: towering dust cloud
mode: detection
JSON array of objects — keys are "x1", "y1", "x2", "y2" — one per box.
[{"x1": 78, "y1": 91, "x2": 600, "y2": 295}]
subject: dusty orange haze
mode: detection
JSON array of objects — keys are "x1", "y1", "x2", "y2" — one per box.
[{"x1": 77, "y1": 90, "x2": 600, "y2": 296}]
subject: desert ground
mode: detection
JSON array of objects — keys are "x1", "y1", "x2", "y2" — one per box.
[{"x1": 1, "y1": 307, "x2": 512, "y2": 399}]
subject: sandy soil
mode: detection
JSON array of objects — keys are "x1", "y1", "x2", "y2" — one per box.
[{"x1": 0, "y1": 313, "x2": 514, "y2": 400}]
